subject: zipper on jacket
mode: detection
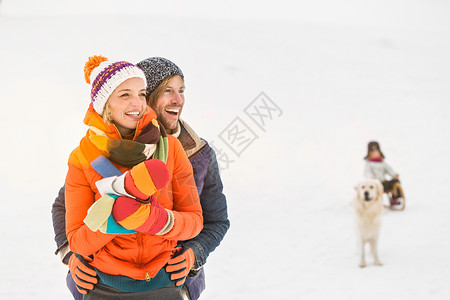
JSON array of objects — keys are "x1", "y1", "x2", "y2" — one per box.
[{"x1": 137, "y1": 233, "x2": 149, "y2": 281}]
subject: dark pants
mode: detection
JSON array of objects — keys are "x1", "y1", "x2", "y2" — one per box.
[
  {"x1": 83, "y1": 283, "x2": 183, "y2": 300},
  {"x1": 184, "y1": 268, "x2": 205, "y2": 300},
  {"x1": 67, "y1": 272, "x2": 83, "y2": 300},
  {"x1": 382, "y1": 179, "x2": 404, "y2": 199},
  {"x1": 67, "y1": 272, "x2": 183, "y2": 300}
]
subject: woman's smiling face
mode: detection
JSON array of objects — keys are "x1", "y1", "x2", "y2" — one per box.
[{"x1": 106, "y1": 77, "x2": 147, "y2": 136}]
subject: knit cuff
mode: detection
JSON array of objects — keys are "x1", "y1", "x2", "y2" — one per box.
[
  {"x1": 182, "y1": 240, "x2": 206, "y2": 269},
  {"x1": 156, "y1": 209, "x2": 174, "y2": 235},
  {"x1": 96, "y1": 173, "x2": 132, "y2": 198},
  {"x1": 58, "y1": 243, "x2": 71, "y2": 265}
]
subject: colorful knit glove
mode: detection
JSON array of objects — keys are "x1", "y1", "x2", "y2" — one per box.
[
  {"x1": 99, "y1": 213, "x2": 137, "y2": 235},
  {"x1": 84, "y1": 194, "x2": 117, "y2": 232},
  {"x1": 68, "y1": 253, "x2": 98, "y2": 295},
  {"x1": 124, "y1": 159, "x2": 170, "y2": 202},
  {"x1": 112, "y1": 195, "x2": 175, "y2": 235},
  {"x1": 166, "y1": 247, "x2": 196, "y2": 287}
]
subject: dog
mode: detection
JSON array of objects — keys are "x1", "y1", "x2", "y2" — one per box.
[{"x1": 353, "y1": 178, "x2": 384, "y2": 268}]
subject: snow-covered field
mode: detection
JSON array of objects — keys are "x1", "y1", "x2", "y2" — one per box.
[{"x1": 1, "y1": 1, "x2": 449, "y2": 299}]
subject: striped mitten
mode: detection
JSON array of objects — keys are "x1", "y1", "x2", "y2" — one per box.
[
  {"x1": 124, "y1": 159, "x2": 170, "y2": 202},
  {"x1": 112, "y1": 195, "x2": 174, "y2": 235}
]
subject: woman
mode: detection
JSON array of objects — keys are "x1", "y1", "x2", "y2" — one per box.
[{"x1": 65, "y1": 55, "x2": 203, "y2": 299}]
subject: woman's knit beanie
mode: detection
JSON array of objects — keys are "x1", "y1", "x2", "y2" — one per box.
[
  {"x1": 136, "y1": 57, "x2": 184, "y2": 96},
  {"x1": 84, "y1": 55, "x2": 147, "y2": 115}
]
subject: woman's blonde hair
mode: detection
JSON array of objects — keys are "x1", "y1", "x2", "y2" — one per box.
[
  {"x1": 146, "y1": 75, "x2": 184, "y2": 107},
  {"x1": 102, "y1": 103, "x2": 113, "y2": 123}
]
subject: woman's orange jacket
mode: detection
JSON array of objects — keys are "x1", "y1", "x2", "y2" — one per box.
[{"x1": 65, "y1": 106, "x2": 203, "y2": 280}]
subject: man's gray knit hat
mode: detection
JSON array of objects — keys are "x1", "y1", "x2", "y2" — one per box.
[{"x1": 136, "y1": 57, "x2": 184, "y2": 95}]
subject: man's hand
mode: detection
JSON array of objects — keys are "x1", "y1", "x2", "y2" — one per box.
[
  {"x1": 166, "y1": 247, "x2": 196, "y2": 286},
  {"x1": 68, "y1": 253, "x2": 98, "y2": 294}
]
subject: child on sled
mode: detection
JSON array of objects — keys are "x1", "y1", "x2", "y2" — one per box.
[{"x1": 364, "y1": 141, "x2": 405, "y2": 209}]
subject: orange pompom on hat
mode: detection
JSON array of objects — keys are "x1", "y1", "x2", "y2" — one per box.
[{"x1": 84, "y1": 55, "x2": 147, "y2": 115}]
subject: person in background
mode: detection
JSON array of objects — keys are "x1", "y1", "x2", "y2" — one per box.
[
  {"x1": 52, "y1": 57, "x2": 230, "y2": 299},
  {"x1": 364, "y1": 140, "x2": 405, "y2": 209}
]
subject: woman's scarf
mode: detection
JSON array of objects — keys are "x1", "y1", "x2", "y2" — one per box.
[
  {"x1": 83, "y1": 114, "x2": 169, "y2": 234},
  {"x1": 368, "y1": 157, "x2": 383, "y2": 162},
  {"x1": 89, "y1": 118, "x2": 168, "y2": 168}
]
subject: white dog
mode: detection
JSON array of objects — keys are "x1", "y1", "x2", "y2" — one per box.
[{"x1": 353, "y1": 178, "x2": 384, "y2": 268}]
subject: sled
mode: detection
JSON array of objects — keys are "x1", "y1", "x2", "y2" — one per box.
[
  {"x1": 384, "y1": 198, "x2": 405, "y2": 211},
  {"x1": 383, "y1": 182, "x2": 406, "y2": 210}
]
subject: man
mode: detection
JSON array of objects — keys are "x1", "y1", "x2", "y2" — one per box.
[{"x1": 52, "y1": 57, "x2": 230, "y2": 300}]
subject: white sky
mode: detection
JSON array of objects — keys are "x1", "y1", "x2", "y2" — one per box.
[{"x1": 2, "y1": 0, "x2": 450, "y2": 31}]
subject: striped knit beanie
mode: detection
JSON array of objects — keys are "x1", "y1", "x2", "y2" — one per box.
[
  {"x1": 84, "y1": 55, "x2": 147, "y2": 115},
  {"x1": 136, "y1": 57, "x2": 184, "y2": 95}
]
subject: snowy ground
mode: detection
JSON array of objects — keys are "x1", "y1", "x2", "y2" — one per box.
[{"x1": 1, "y1": 1, "x2": 450, "y2": 299}]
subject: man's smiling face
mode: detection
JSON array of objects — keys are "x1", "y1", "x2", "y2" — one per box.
[{"x1": 152, "y1": 75, "x2": 185, "y2": 130}]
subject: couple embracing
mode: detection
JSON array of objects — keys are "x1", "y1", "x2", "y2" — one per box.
[{"x1": 52, "y1": 56, "x2": 230, "y2": 299}]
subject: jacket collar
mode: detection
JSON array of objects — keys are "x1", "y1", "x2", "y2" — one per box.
[{"x1": 177, "y1": 118, "x2": 206, "y2": 158}]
